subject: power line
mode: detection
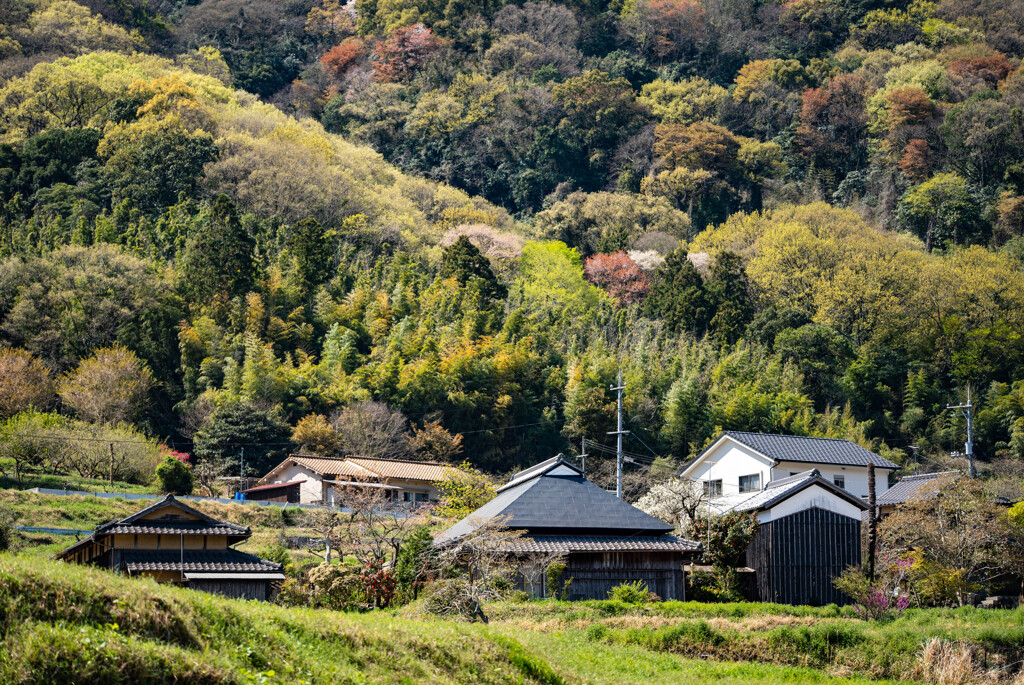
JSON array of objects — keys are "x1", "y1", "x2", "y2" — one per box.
[{"x1": 456, "y1": 421, "x2": 551, "y2": 436}]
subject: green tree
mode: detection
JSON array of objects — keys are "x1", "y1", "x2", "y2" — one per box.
[
  {"x1": 155, "y1": 454, "x2": 194, "y2": 495},
  {"x1": 896, "y1": 173, "x2": 985, "y2": 250},
  {"x1": 178, "y1": 194, "x2": 258, "y2": 306},
  {"x1": 193, "y1": 402, "x2": 290, "y2": 478},
  {"x1": 438, "y1": 235, "x2": 505, "y2": 299},
  {"x1": 286, "y1": 217, "x2": 335, "y2": 298},
  {"x1": 705, "y1": 251, "x2": 754, "y2": 343},
  {"x1": 775, "y1": 324, "x2": 854, "y2": 409},
  {"x1": 642, "y1": 248, "x2": 710, "y2": 334}
]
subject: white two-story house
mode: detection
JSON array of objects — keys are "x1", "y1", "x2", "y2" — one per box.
[{"x1": 680, "y1": 431, "x2": 898, "y2": 501}]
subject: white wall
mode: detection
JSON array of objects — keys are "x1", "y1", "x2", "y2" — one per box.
[
  {"x1": 686, "y1": 440, "x2": 773, "y2": 496},
  {"x1": 270, "y1": 463, "x2": 326, "y2": 504},
  {"x1": 761, "y1": 484, "x2": 864, "y2": 523},
  {"x1": 686, "y1": 437, "x2": 892, "y2": 500},
  {"x1": 772, "y1": 461, "x2": 891, "y2": 500}
]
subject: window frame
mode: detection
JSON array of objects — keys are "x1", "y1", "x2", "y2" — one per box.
[
  {"x1": 833, "y1": 475, "x2": 845, "y2": 490},
  {"x1": 739, "y1": 473, "x2": 761, "y2": 493},
  {"x1": 703, "y1": 479, "x2": 723, "y2": 497}
]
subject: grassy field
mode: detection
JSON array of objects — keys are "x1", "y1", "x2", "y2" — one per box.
[
  {"x1": 4, "y1": 491, "x2": 1023, "y2": 683},
  {"x1": 0, "y1": 553, "x2": 904, "y2": 685}
]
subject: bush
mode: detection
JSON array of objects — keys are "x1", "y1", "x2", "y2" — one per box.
[
  {"x1": 307, "y1": 561, "x2": 364, "y2": 610},
  {"x1": 155, "y1": 455, "x2": 193, "y2": 495},
  {"x1": 421, "y1": 577, "x2": 480, "y2": 620},
  {"x1": 608, "y1": 580, "x2": 650, "y2": 604}
]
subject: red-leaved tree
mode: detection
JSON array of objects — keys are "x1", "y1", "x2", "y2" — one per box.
[
  {"x1": 320, "y1": 37, "x2": 365, "y2": 81},
  {"x1": 371, "y1": 24, "x2": 440, "y2": 83},
  {"x1": 584, "y1": 251, "x2": 651, "y2": 304}
]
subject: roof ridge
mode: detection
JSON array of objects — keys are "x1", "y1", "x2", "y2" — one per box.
[
  {"x1": 727, "y1": 430, "x2": 858, "y2": 444},
  {"x1": 346, "y1": 456, "x2": 451, "y2": 467},
  {"x1": 899, "y1": 470, "x2": 957, "y2": 481}
]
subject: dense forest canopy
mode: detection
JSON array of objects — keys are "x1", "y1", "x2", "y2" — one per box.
[{"x1": 0, "y1": 0, "x2": 1023, "y2": 488}]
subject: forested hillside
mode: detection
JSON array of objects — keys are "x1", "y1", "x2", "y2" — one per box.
[{"x1": 0, "y1": 0, "x2": 1023, "y2": 488}]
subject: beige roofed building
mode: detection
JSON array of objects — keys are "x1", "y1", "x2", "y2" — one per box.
[{"x1": 250, "y1": 454, "x2": 455, "y2": 505}]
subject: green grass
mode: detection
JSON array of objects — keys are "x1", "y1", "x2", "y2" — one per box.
[
  {"x1": 484, "y1": 599, "x2": 1024, "y2": 681},
  {"x1": 0, "y1": 461, "x2": 158, "y2": 494},
  {"x1": 0, "y1": 554, "x2": 924, "y2": 684}
]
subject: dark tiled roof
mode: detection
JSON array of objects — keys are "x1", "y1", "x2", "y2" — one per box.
[
  {"x1": 714, "y1": 469, "x2": 868, "y2": 514},
  {"x1": 511, "y1": 534, "x2": 700, "y2": 553},
  {"x1": 117, "y1": 494, "x2": 233, "y2": 526},
  {"x1": 718, "y1": 431, "x2": 900, "y2": 469},
  {"x1": 99, "y1": 522, "x2": 248, "y2": 536},
  {"x1": 435, "y1": 458, "x2": 675, "y2": 545},
  {"x1": 122, "y1": 549, "x2": 283, "y2": 573},
  {"x1": 877, "y1": 471, "x2": 956, "y2": 507}
]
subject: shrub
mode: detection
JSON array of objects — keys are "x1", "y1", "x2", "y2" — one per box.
[
  {"x1": 307, "y1": 562, "x2": 364, "y2": 610},
  {"x1": 833, "y1": 565, "x2": 910, "y2": 621},
  {"x1": 585, "y1": 624, "x2": 610, "y2": 641},
  {"x1": 155, "y1": 455, "x2": 193, "y2": 495},
  {"x1": 608, "y1": 580, "x2": 650, "y2": 604},
  {"x1": 421, "y1": 577, "x2": 480, "y2": 620}
]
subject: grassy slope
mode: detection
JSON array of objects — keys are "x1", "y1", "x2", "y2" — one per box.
[
  {"x1": 0, "y1": 490, "x2": 305, "y2": 559},
  {"x1": 485, "y1": 600, "x2": 1024, "y2": 682},
  {"x1": 0, "y1": 554, "x2": 896, "y2": 685}
]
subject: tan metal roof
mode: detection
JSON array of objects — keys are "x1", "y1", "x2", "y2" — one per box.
[
  {"x1": 346, "y1": 458, "x2": 454, "y2": 482},
  {"x1": 285, "y1": 456, "x2": 377, "y2": 478}
]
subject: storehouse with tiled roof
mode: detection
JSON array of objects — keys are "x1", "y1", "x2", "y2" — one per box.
[
  {"x1": 252, "y1": 454, "x2": 455, "y2": 505},
  {"x1": 876, "y1": 471, "x2": 957, "y2": 516},
  {"x1": 681, "y1": 431, "x2": 898, "y2": 501},
  {"x1": 56, "y1": 495, "x2": 283, "y2": 600},
  {"x1": 708, "y1": 469, "x2": 868, "y2": 606},
  {"x1": 435, "y1": 456, "x2": 701, "y2": 601}
]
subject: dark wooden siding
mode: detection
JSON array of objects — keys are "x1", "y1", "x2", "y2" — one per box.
[
  {"x1": 188, "y1": 579, "x2": 274, "y2": 600},
  {"x1": 746, "y1": 507, "x2": 860, "y2": 606},
  {"x1": 564, "y1": 551, "x2": 685, "y2": 601}
]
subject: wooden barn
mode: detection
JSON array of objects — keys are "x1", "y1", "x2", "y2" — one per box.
[
  {"x1": 434, "y1": 457, "x2": 701, "y2": 601},
  {"x1": 712, "y1": 469, "x2": 868, "y2": 606},
  {"x1": 55, "y1": 495, "x2": 284, "y2": 601}
]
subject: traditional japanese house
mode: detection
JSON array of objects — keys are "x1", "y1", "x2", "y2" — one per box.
[
  {"x1": 710, "y1": 469, "x2": 868, "y2": 606},
  {"x1": 55, "y1": 494, "x2": 284, "y2": 600},
  {"x1": 434, "y1": 456, "x2": 701, "y2": 601}
]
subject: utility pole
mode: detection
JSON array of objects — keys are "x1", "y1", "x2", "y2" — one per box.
[
  {"x1": 239, "y1": 447, "x2": 245, "y2": 496},
  {"x1": 579, "y1": 438, "x2": 588, "y2": 477},
  {"x1": 608, "y1": 369, "x2": 629, "y2": 499},
  {"x1": 109, "y1": 443, "x2": 114, "y2": 488},
  {"x1": 946, "y1": 386, "x2": 975, "y2": 478},
  {"x1": 867, "y1": 462, "x2": 877, "y2": 583}
]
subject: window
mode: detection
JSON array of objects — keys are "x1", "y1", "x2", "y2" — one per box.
[
  {"x1": 703, "y1": 479, "x2": 722, "y2": 497},
  {"x1": 833, "y1": 475, "x2": 845, "y2": 490},
  {"x1": 739, "y1": 474, "x2": 761, "y2": 492},
  {"x1": 414, "y1": 492, "x2": 429, "y2": 502}
]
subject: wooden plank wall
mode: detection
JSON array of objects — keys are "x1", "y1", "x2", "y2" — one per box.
[
  {"x1": 565, "y1": 551, "x2": 684, "y2": 601},
  {"x1": 746, "y1": 507, "x2": 860, "y2": 606},
  {"x1": 188, "y1": 579, "x2": 273, "y2": 601}
]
